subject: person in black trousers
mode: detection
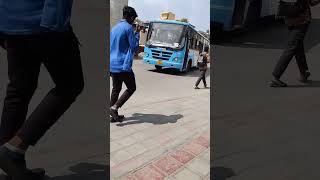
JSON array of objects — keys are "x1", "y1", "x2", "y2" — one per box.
[
  {"x1": 271, "y1": 0, "x2": 320, "y2": 87},
  {"x1": 109, "y1": 6, "x2": 140, "y2": 122},
  {"x1": 0, "y1": 1, "x2": 84, "y2": 179},
  {"x1": 195, "y1": 46, "x2": 209, "y2": 89},
  {"x1": 0, "y1": 28, "x2": 84, "y2": 179}
]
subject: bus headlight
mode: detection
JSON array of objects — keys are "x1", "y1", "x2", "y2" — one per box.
[
  {"x1": 174, "y1": 57, "x2": 179, "y2": 61},
  {"x1": 145, "y1": 53, "x2": 149, "y2": 57}
]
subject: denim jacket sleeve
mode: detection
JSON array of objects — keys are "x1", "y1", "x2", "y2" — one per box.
[
  {"x1": 122, "y1": 27, "x2": 140, "y2": 71},
  {"x1": 122, "y1": 48, "x2": 133, "y2": 71},
  {"x1": 40, "y1": 0, "x2": 74, "y2": 32},
  {"x1": 127, "y1": 27, "x2": 140, "y2": 53}
]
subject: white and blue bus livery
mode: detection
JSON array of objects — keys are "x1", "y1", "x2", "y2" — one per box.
[{"x1": 143, "y1": 20, "x2": 209, "y2": 72}]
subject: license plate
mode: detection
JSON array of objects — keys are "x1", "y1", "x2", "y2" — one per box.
[{"x1": 157, "y1": 60, "x2": 163, "y2": 65}]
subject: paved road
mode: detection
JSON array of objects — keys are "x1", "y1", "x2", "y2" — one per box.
[
  {"x1": 212, "y1": 6, "x2": 320, "y2": 180},
  {"x1": 112, "y1": 58, "x2": 211, "y2": 108},
  {"x1": 0, "y1": 1, "x2": 108, "y2": 179},
  {"x1": 110, "y1": 59, "x2": 210, "y2": 180}
]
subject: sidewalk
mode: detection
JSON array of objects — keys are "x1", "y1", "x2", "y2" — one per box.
[{"x1": 110, "y1": 90, "x2": 210, "y2": 180}]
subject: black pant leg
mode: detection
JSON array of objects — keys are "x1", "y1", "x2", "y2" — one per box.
[
  {"x1": 272, "y1": 25, "x2": 308, "y2": 78},
  {"x1": 295, "y1": 25, "x2": 309, "y2": 74},
  {"x1": 0, "y1": 37, "x2": 41, "y2": 145},
  {"x1": 17, "y1": 30, "x2": 84, "y2": 146},
  {"x1": 115, "y1": 72, "x2": 136, "y2": 108},
  {"x1": 295, "y1": 42, "x2": 308, "y2": 74},
  {"x1": 202, "y1": 70, "x2": 207, "y2": 87},
  {"x1": 110, "y1": 73, "x2": 123, "y2": 107},
  {"x1": 195, "y1": 70, "x2": 205, "y2": 87}
]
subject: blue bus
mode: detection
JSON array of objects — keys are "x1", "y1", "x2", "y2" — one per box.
[
  {"x1": 211, "y1": 0, "x2": 278, "y2": 32},
  {"x1": 143, "y1": 20, "x2": 210, "y2": 72}
]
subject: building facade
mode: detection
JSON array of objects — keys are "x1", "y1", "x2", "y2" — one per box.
[
  {"x1": 110, "y1": 0, "x2": 128, "y2": 28},
  {"x1": 160, "y1": 12, "x2": 176, "y2": 20}
]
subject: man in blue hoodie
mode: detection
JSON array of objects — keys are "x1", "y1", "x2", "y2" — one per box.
[
  {"x1": 110, "y1": 6, "x2": 140, "y2": 122},
  {"x1": 0, "y1": 1, "x2": 84, "y2": 179}
]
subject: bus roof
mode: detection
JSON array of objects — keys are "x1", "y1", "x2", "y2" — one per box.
[
  {"x1": 149, "y1": 20, "x2": 210, "y2": 45},
  {"x1": 150, "y1": 20, "x2": 195, "y2": 28}
]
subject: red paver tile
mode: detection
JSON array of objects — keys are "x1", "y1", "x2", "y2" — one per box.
[
  {"x1": 181, "y1": 142, "x2": 206, "y2": 156},
  {"x1": 170, "y1": 149, "x2": 195, "y2": 164},
  {"x1": 153, "y1": 155, "x2": 183, "y2": 176},
  {"x1": 193, "y1": 136, "x2": 210, "y2": 148},
  {"x1": 201, "y1": 132, "x2": 210, "y2": 140},
  {"x1": 134, "y1": 165, "x2": 166, "y2": 180},
  {"x1": 123, "y1": 175, "x2": 136, "y2": 180}
]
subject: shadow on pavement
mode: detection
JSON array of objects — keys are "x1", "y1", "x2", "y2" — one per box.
[
  {"x1": 286, "y1": 80, "x2": 320, "y2": 88},
  {"x1": 116, "y1": 113, "x2": 183, "y2": 126},
  {"x1": 46, "y1": 163, "x2": 108, "y2": 180},
  {"x1": 211, "y1": 167, "x2": 236, "y2": 180},
  {"x1": 216, "y1": 19, "x2": 320, "y2": 52},
  {"x1": 148, "y1": 67, "x2": 211, "y2": 78},
  {"x1": 0, "y1": 163, "x2": 108, "y2": 180}
]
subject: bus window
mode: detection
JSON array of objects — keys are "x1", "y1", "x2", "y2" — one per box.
[{"x1": 146, "y1": 23, "x2": 186, "y2": 49}]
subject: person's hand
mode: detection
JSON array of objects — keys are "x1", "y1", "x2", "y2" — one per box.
[{"x1": 135, "y1": 24, "x2": 143, "y2": 32}]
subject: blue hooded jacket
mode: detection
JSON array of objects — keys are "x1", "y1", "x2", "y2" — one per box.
[
  {"x1": 110, "y1": 20, "x2": 140, "y2": 73},
  {"x1": 0, "y1": 0, "x2": 73, "y2": 35}
]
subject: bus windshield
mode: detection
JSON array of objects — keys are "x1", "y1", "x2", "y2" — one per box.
[{"x1": 146, "y1": 23, "x2": 186, "y2": 49}]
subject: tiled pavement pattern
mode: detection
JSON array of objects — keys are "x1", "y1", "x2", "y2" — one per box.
[{"x1": 110, "y1": 91, "x2": 210, "y2": 180}]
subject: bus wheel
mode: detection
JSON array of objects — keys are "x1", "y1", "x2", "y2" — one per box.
[{"x1": 155, "y1": 65, "x2": 162, "y2": 71}]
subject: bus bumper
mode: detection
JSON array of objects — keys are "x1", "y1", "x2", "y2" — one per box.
[{"x1": 143, "y1": 58, "x2": 183, "y2": 70}]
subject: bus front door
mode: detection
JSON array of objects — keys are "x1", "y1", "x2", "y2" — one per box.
[{"x1": 182, "y1": 38, "x2": 190, "y2": 71}]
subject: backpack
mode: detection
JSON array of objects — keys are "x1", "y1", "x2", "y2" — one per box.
[{"x1": 277, "y1": 0, "x2": 304, "y2": 17}]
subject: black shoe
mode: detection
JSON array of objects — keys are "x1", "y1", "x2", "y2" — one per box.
[
  {"x1": 3, "y1": 169, "x2": 46, "y2": 180},
  {"x1": 194, "y1": 86, "x2": 200, "y2": 89},
  {"x1": 270, "y1": 79, "x2": 287, "y2": 87},
  {"x1": 0, "y1": 147, "x2": 45, "y2": 180},
  {"x1": 110, "y1": 115, "x2": 124, "y2": 123},
  {"x1": 29, "y1": 168, "x2": 45, "y2": 179},
  {"x1": 110, "y1": 108, "x2": 124, "y2": 123},
  {"x1": 0, "y1": 147, "x2": 26, "y2": 179},
  {"x1": 299, "y1": 71, "x2": 311, "y2": 83},
  {"x1": 110, "y1": 108, "x2": 120, "y2": 119}
]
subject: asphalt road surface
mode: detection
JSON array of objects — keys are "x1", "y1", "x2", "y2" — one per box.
[
  {"x1": 111, "y1": 58, "x2": 211, "y2": 109},
  {"x1": 0, "y1": 1, "x2": 108, "y2": 179},
  {"x1": 212, "y1": 6, "x2": 320, "y2": 180}
]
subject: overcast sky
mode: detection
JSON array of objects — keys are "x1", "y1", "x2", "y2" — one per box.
[{"x1": 128, "y1": 0, "x2": 210, "y2": 31}]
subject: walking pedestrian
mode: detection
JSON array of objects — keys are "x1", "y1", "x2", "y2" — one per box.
[
  {"x1": 0, "y1": 1, "x2": 84, "y2": 179},
  {"x1": 110, "y1": 6, "x2": 141, "y2": 122},
  {"x1": 271, "y1": 0, "x2": 320, "y2": 87},
  {"x1": 195, "y1": 46, "x2": 209, "y2": 89}
]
